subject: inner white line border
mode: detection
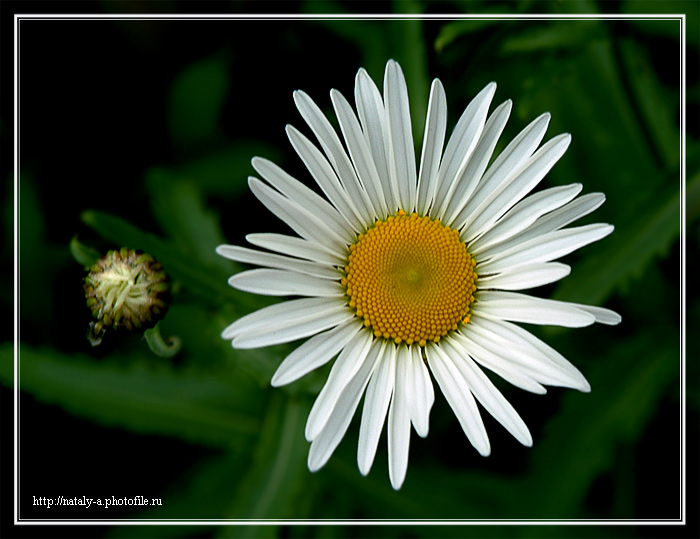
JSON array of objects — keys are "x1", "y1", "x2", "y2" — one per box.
[{"x1": 13, "y1": 11, "x2": 687, "y2": 527}]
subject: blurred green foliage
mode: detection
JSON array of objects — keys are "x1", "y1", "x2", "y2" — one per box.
[{"x1": 7, "y1": 0, "x2": 695, "y2": 536}]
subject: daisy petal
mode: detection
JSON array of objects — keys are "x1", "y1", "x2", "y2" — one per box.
[
  {"x1": 355, "y1": 68, "x2": 396, "y2": 210},
  {"x1": 286, "y1": 124, "x2": 365, "y2": 232},
  {"x1": 228, "y1": 268, "x2": 344, "y2": 297},
  {"x1": 466, "y1": 317, "x2": 590, "y2": 391},
  {"x1": 477, "y1": 223, "x2": 614, "y2": 274},
  {"x1": 308, "y1": 342, "x2": 379, "y2": 472},
  {"x1": 251, "y1": 156, "x2": 354, "y2": 244},
  {"x1": 222, "y1": 296, "x2": 344, "y2": 339},
  {"x1": 474, "y1": 290, "x2": 596, "y2": 328},
  {"x1": 271, "y1": 319, "x2": 362, "y2": 387},
  {"x1": 294, "y1": 90, "x2": 375, "y2": 223},
  {"x1": 305, "y1": 330, "x2": 374, "y2": 441},
  {"x1": 441, "y1": 339, "x2": 532, "y2": 446},
  {"x1": 454, "y1": 113, "x2": 550, "y2": 233},
  {"x1": 358, "y1": 341, "x2": 394, "y2": 476},
  {"x1": 464, "y1": 133, "x2": 572, "y2": 242},
  {"x1": 246, "y1": 233, "x2": 346, "y2": 266},
  {"x1": 248, "y1": 177, "x2": 346, "y2": 254},
  {"x1": 569, "y1": 304, "x2": 621, "y2": 325},
  {"x1": 442, "y1": 99, "x2": 512, "y2": 226},
  {"x1": 331, "y1": 89, "x2": 389, "y2": 218},
  {"x1": 426, "y1": 344, "x2": 490, "y2": 456},
  {"x1": 496, "y1": 193, "x2": 607, "y2": 253},
  {"x1": 232, "y1": 308, "x2": 352, "y2": 349},
  {"x1": 449, "y1": 334, "x2": 547, "y2": 394},
  {"x1": 407, "y1": 346, "x2": 434, "y2": 438},
  {"x1": 476, "y1": 262, "x2": 571, "y2": 290},
  {"x1": 388, "y1": 345, "x2": 413, "y2": 490},
  {"x1": 216, "y1": 245, "x2": 341, "y2": 280},
  {"x1": 416, "y1": 79, "x2": 447, "y2": 216},
  {"x1": 470, "y1": 183, "x2": 582, "y2": 255},
  {"x1": 433, "y1": 82, "x2": 497, "y2": 219},
  {"x1": 384, "y1": 60, "x2": 417, "y2": 211}
]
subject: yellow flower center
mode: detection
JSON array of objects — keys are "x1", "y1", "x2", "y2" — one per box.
[{"x1": 342, "y1": 210, "x2": 477, "y2": 347}]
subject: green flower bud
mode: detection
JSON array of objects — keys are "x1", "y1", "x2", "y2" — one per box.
[{"x1": 84, "y1": 248, "x2": 170, "y2": 346}]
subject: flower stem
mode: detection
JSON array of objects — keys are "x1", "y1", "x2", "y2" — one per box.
[{"x1": 144, "y1": 322, "x2": 181, "y2": 358}]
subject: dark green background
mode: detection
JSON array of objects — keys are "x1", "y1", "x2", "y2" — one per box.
[{"x1": 3, "y1": 0, "x2": 697, "y2": 537}]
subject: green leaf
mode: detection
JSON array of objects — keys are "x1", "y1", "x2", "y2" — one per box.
[
  {"x1": 172, "y1": 142, "x2": 281, "y2": 197},
  {"x1": 69, "y1": 235, "x2": 101, "y2": 267},
  {"x1": 216, "y1": 394, "x2": 312, "y2": 537},
  {"x1": 3, "y1": 343, "x2": 264, "y2": 448},
  {"x1": 618, "y1": 37, "x2": 680, "y2": 169},
  {"x1": 434, "y1": 13, "x2": 511, "y2": 52},
  {"x1": 168, "y1": 51, "x2": 231, "y2": 150},
  {"x1": 500, "y1": 20, "x2": 603, "y2": 54},
  {"x1": 554, "y1": 171, "x2": 687, "y2": 306},
  {"x1": 146, "y1": 169, "x2": 229, "y2": 270}
]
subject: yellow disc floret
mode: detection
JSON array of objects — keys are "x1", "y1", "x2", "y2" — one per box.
[{"x1": 343, "y1": 210, "x2": 477, "y2": 347}]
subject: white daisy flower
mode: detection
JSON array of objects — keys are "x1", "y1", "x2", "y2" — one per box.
[{"x1": 217, "y1": 60, "x2": 621, "y2": 490}]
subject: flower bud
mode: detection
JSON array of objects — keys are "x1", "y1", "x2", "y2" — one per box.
[{"x1": 84, "y1": 248, "x2": 170, "y2": 346}]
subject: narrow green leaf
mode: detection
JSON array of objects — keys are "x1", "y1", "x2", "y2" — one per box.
[
  {"x1": 168, "y1": 51, "x2": 231, "y2": 149},
  {"x1": 500, "y1": 20, "x2": 603, "y2": 54},
  {"x1": 173, "y1": 142, "x2": 281, "y2": 197},
  {"x1": 146, "y1": 169, "x2": 229, "y2": 270},
  {"x1": 5, "y1": 343, "x2": 263, "y2": 449},
  {"x1": 69, "y1": 235, "x2": 101, "y2": 267},
  {"x1": 618, "y1": 38, "x2": 680, "y2": 169},
  {"x1": 434, "y1": 14, "x2": 511, "y2": 52},
  {"x1": 217, "y1": 394, "x2": 312, "y2": 536}
]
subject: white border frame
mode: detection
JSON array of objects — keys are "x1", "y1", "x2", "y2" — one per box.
[{"x1": 13, "y1": 12, "x2": 687, "y2": 528}]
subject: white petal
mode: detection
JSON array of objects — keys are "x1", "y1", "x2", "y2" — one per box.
[
  {"x1": 248, "y1": 177, "x2": 347, "y2": 254},
  {"x1": 453, "y1": 112, "x2": 550, "y2": 231},
  {"x1": 425, "y1": 344, "x2": 490, "y2": 456},
  {"x1": 388, "y1": 345, "x2": 413, "y2": 490},
  {"x1": 407, "y1": 346, "x2": 434, "y2": 438},
  {"x1": 449, "y1": 333, "x2": 547, "y2": 394},
  {"x1": 216, "y1": 244, "x2": 341, "y2": 280},
  {"x1": 331, "y1": 89, "x2": 389, "y2": 218},
  {"x1": 495, "y1": 192, "x2": 606, "y2": 253},
  {"x1": 474, "y1": 290, "x2": 596, "y2": 328},
  {"x1": 441, "y1": 339, "x2": 532, "y2": 446},
  {"x1": 477, "y1": 223, "x2": 614, "y2": 275},
  {"x1": 222, "y1": 297, "x2": 344, "y2": 339},
  {"x1": 476, "y1": 262, "x2": 571, "y2": 290},
  {"x1": 384, "y1": 60, "x2": 417, "y2": 211},
  {"x1": 308, "y1": 342, "x2": 379, "y2": 472},
  {"x1": 286, "y1": 125, "x2": 365, "y2": 232},
  {"x1": 246, "y1": 233, "x2": 346, "y2": 266},
  {"x1": 416, "y1": 79, "x2": 447, "y2": 216},
  {"x1": 271, "y1": 319, "x2": 362, "y2": 387},
  {"x1": 358, "y1": 341, "x2": 394, "y2": 476},
  {"x1": 355, "y1": 68, "x2": 397, "y2": 210},
  {"x1": 466, "y1": 316, "x2": 590, "y2": 391},
  {"x1": 251, "y1": 157, "x2": 354, "y2": 244},
  {"x1": 293, "y1": 90, "x2": 375, "y2": 223},
  {"x1": 470, "y1": 183, "x2": 582, "y2": 255},
  {"x1": 233, "y1": 308, "x2": 352, "y2": 349},
  {"x1": 305, "y1": 330, "x2": 374, "y2": 441},
  {"x1": 442, "y1": 99, "x2": 512, "y2": 226},
  {"x1": 568, "y1": 304, "x2": 622, "y2": 325},
  {"x1": 464, "y1": 133, "x2": 572, "y2": 242},
  {"x1": 228, "y1": 268, "x2": 344, "y2": 297},
  {"x1": 433, "y1": 82, "x2": 497, "y2": 219}
]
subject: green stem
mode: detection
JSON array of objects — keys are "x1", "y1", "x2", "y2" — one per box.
[{"x1": 144, "y1": 322, "x2": 181, "y2": 358}]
